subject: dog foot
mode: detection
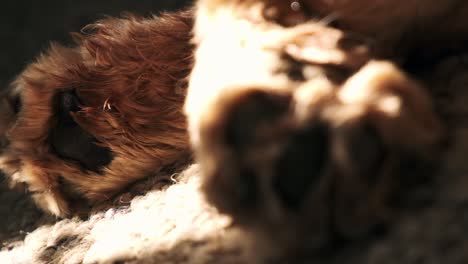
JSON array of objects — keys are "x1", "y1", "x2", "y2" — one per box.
[{"x1": 190, "y1": 59, "x2": 443, "y2": 249}]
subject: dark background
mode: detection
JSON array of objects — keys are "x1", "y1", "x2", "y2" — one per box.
[
  {"x1": 0, "y1": 0, "x2": 191, "y2": 243},
  {"x1": 0, "y1": 0, "x2": 192, "y2": 88}
]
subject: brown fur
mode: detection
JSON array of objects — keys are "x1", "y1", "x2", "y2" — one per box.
[{"x1": 0, "y1": 11, "x2": 193, "y2": 216}]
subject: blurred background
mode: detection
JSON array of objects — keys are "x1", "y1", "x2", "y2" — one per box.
[
  {"x1": 0, "y1": 0, "x2": 192, "y2": 88},
  {"x1": 0, "y1": 0, "x2": 191, "y2": 243}
]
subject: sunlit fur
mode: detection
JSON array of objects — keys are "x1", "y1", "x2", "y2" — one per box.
[
  {"x1": 0, "y1": 11, "x2": 193, "y2": 216},
  {"x1": 0, "y1": 0, "x2": 464, "y2": 242}
]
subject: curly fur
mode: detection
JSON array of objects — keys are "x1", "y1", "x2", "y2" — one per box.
[{"x1": 0, "y1": 11, "x2": 193, "y2": 216}]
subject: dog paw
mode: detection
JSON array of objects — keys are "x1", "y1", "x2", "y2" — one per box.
[
  {"x1": 187, "y1": 5, "x2": 443, "y2": 249},
  {"x1": 190, "y1": 58, "x2": 444, "y2": 250}
]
